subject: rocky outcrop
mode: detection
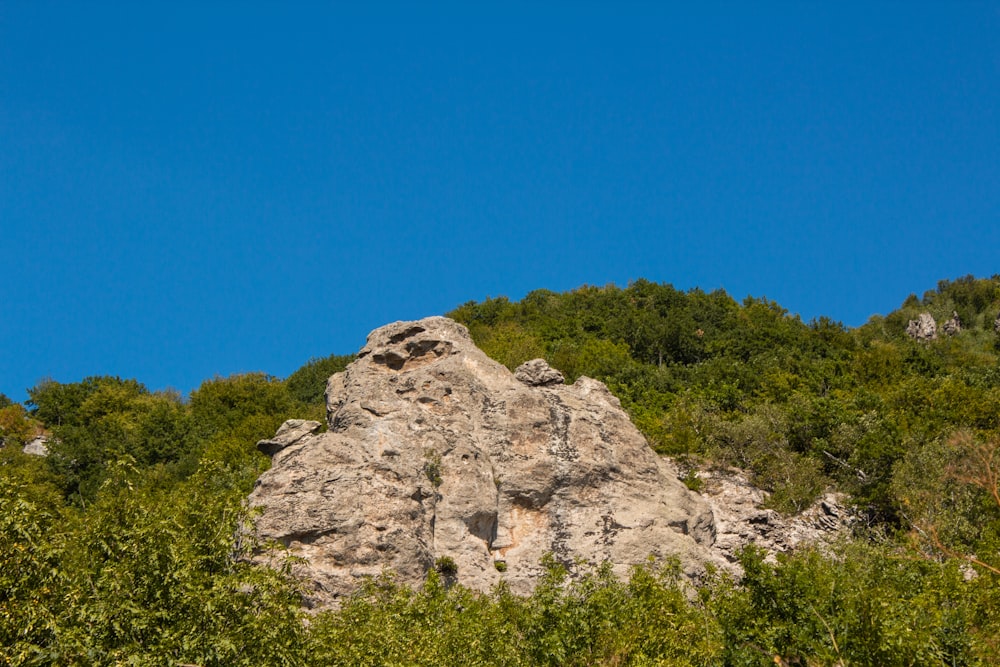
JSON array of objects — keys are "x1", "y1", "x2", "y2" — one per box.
[
  {"x1": 514, "y1": 359, "x2": 566, "y2": 387},
  {"x1": 906, "y1": 312, "x2": 937, "y2": 341},
  {"x1": 994, "y1": 311, "x2": 1000, "y2": 335},
  {"x1": 256, "y1": 419, "x2": 322, "y2": 457},
  {"x1": 247, "y1": 317, "x2": 721, "y2": 609},
  {"x1": 22, "y1": 436, "x2": 49, "y2": 457},
  {"x1": 942, "y1": 311, "x2": 962, "y2": 336},
  {"x1": 696, "y1": 469, "x2": 851, "y2": 564}
]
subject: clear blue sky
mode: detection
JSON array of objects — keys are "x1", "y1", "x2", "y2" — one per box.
[{"x1": 2, "y1": 3, "x2": 998, "y2": 402}]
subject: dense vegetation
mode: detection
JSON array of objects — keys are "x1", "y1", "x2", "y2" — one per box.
[{"x1": 2, "y1": 276, "x2": 1000, "y2": 665}]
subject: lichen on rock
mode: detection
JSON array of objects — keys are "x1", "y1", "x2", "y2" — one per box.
[
  {"x1": 247, "y1": 316, "x2": 722, "y2": 610},
  {"x1": 906, "y1": 312, "x2": 938, "y2": 341}
]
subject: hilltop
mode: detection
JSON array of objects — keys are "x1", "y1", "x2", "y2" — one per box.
[{"x1": 2, "y1": 275, "x2": 1000, "y2": 665}]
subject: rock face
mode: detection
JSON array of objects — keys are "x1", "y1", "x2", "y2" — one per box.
[
  {"x1": 942, "y1": 311, "x2": 962, "y2": 336},
  {"x1": 906, "y1": 312, "x2": 938, "y2": 341},
  {"x1": 256, "y1": 419, "x2": 323, "y2": 457},
  {"x1": 22, "y1": 436, "x2": 49, "y2": 457},
  {"x1": 248, "y1": 317, "x2": 719, "y2": 609},
  {"x1": 513, "y1": 358, "x2": 565, "y2": 387},
  {"x1": 697, "y1": 469, "x2": 851, "y2": 565}
]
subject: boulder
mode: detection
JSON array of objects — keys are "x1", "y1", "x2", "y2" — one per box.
[
  {"x1": 906, "y1": 312, "x2": 937, "y2": 341},
  {"x1": 247, "y1": 317, "x2": 721, "y2": 609},
  {"x1": 513, "y1": 359, "x2": 565, "y2": 387},
  {"x1": 942, "y1": 311, "x2": 962, "y2": 336},
  {"x1": 256, "y1": 419, "x2": 322, "y2": 456},
  {"x1": 22, "y1": 436, "x2": 49, "y2": 457}
]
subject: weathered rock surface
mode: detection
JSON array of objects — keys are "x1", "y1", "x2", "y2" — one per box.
[
  {"x1": 696, "y1": 468, "x2": 852, "y2": 565},
  {"x1": 942, "y1": 311, "x2": 962, "y2": 336},
  {"x1": 994, "y1": 311, "x2": 1000, "y2": 335},
  {"x1": 514, "y1": 358, "x2": 565, "y2": 387},
  {"x1": 248, "y1": 317, "x2": 721, "y2": 609},
  {"x1": 22, "y1": 436, "x2": 49, "y2": 457},
  {"x1": 906, "y1": 312, "x2": 938, "y2": 341},
  {"x1": 256, "y1": 419, "x2": 322, "y2": 457}
]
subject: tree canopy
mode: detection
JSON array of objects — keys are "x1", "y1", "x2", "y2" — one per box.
[{"x1": 3, "y1": 275, "x2": 1000, "y2": 665}]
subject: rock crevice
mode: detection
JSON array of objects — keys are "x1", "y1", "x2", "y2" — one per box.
[{"x1": 248, "y1": 317, "x2": 721, "y2": 609}]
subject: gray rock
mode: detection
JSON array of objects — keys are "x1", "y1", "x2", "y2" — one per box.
[
  {"x1": 257, "y1": 419, "x2": 323, "y2": 456},
  {"x1": 514, "y1": 358, "x2": 565, "y2": 387},
  {"x1": 696, "y1": 468, "x2": 852, "y2": 566},
  {"x1": 22, "y1": 436, "x2": 49, "y2": 457},
  {"x1": 994, "y1": 311, "x2": 1000, "y2": 334},
  {"x1": 906, "y1": 312, "x2": 937, "y2": 341},
  {"x1": 942, "y1": 311, "x2": 962, "y2": 336},
  {"x1": 247, "y1": 316, "x2": 722, "y2": 609}
]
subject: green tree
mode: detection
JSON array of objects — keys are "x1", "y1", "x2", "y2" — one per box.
[
  {"x1": 29, "y1": 378, "x2": 198, "y2": 502},
  {"x1": 0, "y1": 403, "x2": 37, "y2": 449},
  {"x1": 285, "y1": 353, "x2": 354, "y2": 405},
  {"x1": 0, "y1": 478, "x2": 64, "y2": 665},
  {"x1": 189, "y1": 372, "x2": 297, "y2": 437}
]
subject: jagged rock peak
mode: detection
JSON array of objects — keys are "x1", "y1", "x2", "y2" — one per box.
[
  {"x1": 247, "y1": 316, "x2": 721, "y2": 610},
  {"x1": 906, "y1": 312, "x2": 937, "y2": 341},
  {"x1": 353, "y1": 316, "x2": 469, "y2": 372}
]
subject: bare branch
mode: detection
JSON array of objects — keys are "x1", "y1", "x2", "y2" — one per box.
[{"x1": 822, "y1": 450, "x2": 868, "y2": 482}]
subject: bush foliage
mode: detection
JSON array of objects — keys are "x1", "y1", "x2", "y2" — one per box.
[{"x1": 3, "y1": 275, "x2": 1000, "y2": 664}]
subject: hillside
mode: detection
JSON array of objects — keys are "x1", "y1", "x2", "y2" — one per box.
[
  {"x1": 449, "y1": 276, "x2": 1000, "y2": 522},
  {"x1": 2, "y1": 275, "x2": 1000, "y2": 665}
]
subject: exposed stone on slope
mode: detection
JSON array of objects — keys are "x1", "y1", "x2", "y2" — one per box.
[
  {"x1": 906, "y1": 312, "x2": 937, "y2": 341},
  {"x1": 942, "y1": 311, "x2": 962, "y2": 336},
  {"x1": 514, "y1": 359, "x2": 565, "y2": 387},
  {"x1": 697, "y1": 468, "x2": 852, "y2": 565},
  {"x1": 248, "y1": 317, "x2": 721, "y2": 609},
  {"x1": 256, "y1": 419, "x2": 322, "y2": 456},
  {"x1": 22, "y1": 436, "x2": 49, "y2": 457}
]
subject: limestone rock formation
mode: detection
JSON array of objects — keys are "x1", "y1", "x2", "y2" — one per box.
[
  {"x1": 696, "y1": 468, "x2": 851, "y2": 565},
  {"x1": 256, "y1": 419, "x2": 322, "y2": 457},
  {"x1": 906, "y1": 312, "x2": 937, "y2": 341},
  {"x1": 514, "y1": 358, "x2": 565, "y2": 387},
  {"x1": 942, "y1": 311, "x2": 962, "y2": 336},
  {"x1": 247, "y1": 317, "x2": 720, "y2": 609},
  {"x1": 22, "y1": 435, "x2": 49, "y2": 457},
  {"x1": 994, "y1": 311, "x2": 1000, "y2": 335}
]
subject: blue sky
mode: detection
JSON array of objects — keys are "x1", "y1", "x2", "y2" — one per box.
[{"x1": 2, "y1": 3, "x2": 998, "y2": 402}]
